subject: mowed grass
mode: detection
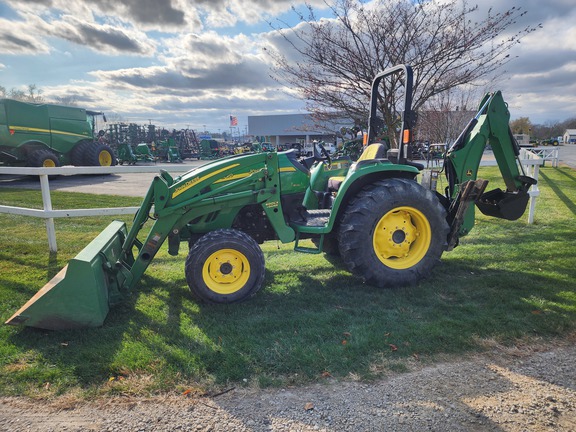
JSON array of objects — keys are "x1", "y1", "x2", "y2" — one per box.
[{"x1": 0, "y1": 166, "x2": 575, "y2": 399}]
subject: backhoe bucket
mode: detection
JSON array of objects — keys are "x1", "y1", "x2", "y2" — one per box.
[
  {"x1": 476, "y1": 188, "x2": 530, "y2": 221},
  {"x1": 5, "y1": 221, "x2": 128, "y2": 330}
]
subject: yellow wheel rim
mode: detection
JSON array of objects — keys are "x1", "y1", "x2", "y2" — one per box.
[
  {"x1": 373, "y1": 206, "x2": 432, "y2": 270},
  {"x1": 202, "y1": 249, "x2": 251, "y2": 294},
  {"x1": 42, "y1": 159, "x2": 56, "y2": 167},
  {"x1": 98, "y1": 150, "x2": 113, "y2": 166}
]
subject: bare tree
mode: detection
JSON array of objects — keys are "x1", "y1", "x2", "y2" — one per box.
[
  {"x1": 417, "y1": 87, "x2": 480, "y2": 144},
  {"x1": 54, "y1": 95, "x2": 79, "y2": 106},
  {"x1": 27, "y1": 84, "x2": 44, "y2": 103},
  {"x1": 0, "y1": 84, "x2": 45, "y2": 103},
  {"x1": 268, "y1": 0, "x2": 539, "y2": 146}
]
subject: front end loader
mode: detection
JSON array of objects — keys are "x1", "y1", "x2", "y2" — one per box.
[{"x1": 6, "y1": 65, "x2": 536, "y2": 330}]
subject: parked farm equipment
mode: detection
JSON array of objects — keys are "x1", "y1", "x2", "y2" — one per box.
[{"x1": 0, "y1": 99, "x2": 116, "y2": 167}]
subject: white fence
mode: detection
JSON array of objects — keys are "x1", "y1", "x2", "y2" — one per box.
[
  {"x1": 519, "y1": 149, "x2": 543, "y2": 224},
  {"x1": 0, "y1": 153, "x2": 543, "y2": 251},
  {"x1": 0, "y1": 165, "x2": 194, "y2": 252},
  {"x1": 528, "y1": 147, "x2": 559, "y2": 167}
]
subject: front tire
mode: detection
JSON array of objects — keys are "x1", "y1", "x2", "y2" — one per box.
[
  {"x1": 28, "y1": 149, "x2": 60, "y2": 167},
  {"x1": 185, "y1": 229, "x2": 265, "y2": 303},
  {"x1": 338, "y1": 178, "x2": 448, "y2": 287}
]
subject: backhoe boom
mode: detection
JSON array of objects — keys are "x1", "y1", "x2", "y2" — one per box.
[{"x1": 444, "y1": 91, "x2": 536, "y2": 241}]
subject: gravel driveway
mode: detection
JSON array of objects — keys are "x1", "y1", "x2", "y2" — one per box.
[{"x1": 1, "y1": 342, "x2": 575, "y2": 431}]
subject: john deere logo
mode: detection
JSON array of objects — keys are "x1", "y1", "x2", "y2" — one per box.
[{"x1": 466, "y1": 169, "x2": 473, "y2": 177}]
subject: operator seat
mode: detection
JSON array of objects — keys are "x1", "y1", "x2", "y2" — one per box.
[{"x1": 327, "y1": 143, "x2": 387, "y2": 192}]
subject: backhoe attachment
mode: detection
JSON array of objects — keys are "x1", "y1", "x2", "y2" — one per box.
[{"x1": 444, "y1": 91, "x2": 537, "y2": 241}]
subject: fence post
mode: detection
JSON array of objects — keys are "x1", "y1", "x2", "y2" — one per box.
[
  {"x1": 39, "y1": 174, "x2": 58, "y2": 252},
  {"x1": 521, "y1": 149, "x2": 541, "y2": 225},
  {"x1": 553, "y1": 148, "x2": 559, "y2": 168},
  {"x1": 527, "y1": 162, "x2": 539, "y2": 224}
]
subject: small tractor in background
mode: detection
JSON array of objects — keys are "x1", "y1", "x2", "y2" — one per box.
[
  {"x1": 154, "y1": 137, "x2": 183, "y2": 163},
  {"x1": 116, "y1": 142, "x2": 155, "y2": 165},
  {"x1": 540, "y1": 137, "x2": 561, "y2": 146},
  {"x1": 0, "y1": 99, "x2": 116, "y2": 167},
  {"x1": 6, "y1": 65, "x2": 537, "y2": 330}
]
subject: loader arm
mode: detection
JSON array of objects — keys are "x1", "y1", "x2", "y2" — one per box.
[
  {"x1": 6, "y1": 151, "x2": 297, "y2": 330},
  {"x1": 443, "y1": 91, "x2": 536, "y2": 249},
  {"x1": 117, "y1": 155, "x2": 296, "y2": 294}
]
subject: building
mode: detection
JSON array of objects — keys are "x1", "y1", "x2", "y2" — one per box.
[
  {"x1": 563, "y1": 129, "x2": 576, "y2": 144},
  {"x1": 248, "y1": 109, "x2": 478, "y2": 151},
  {"x1": 248, "y1": 113, "x2": 351, "y2": 149}
]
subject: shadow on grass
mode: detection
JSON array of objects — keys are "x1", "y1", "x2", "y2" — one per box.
[
  {"x1": 6, "y1": 253, "x2": 574, "y2": 395},
  {"x1": 552, "y1": 166, "x2": 576, "y2": 183},
  {"x1": 540, "y1": 169, "x2": 576, "y2": 216}
]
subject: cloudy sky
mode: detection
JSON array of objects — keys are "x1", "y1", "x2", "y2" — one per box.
[{"x1": 0, "y1": 0, "x2": 575, "y2": 135}]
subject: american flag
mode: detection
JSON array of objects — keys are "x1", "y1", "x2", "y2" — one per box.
[{"x1": 230, "y1": 115, "x2": 238, "y2": 127}]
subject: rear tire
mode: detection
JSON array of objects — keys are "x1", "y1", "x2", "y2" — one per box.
[
  {"x1": 28, "y1": 149, "x2": 60, "y2": 167},
  {"x1": 84, "y1": 143, "x2": 117, "y2": 166},
  {"x1": 338, "y1": 178, "x2": 448, "y2": 287},
  {"x1": 70, "y1": 141, "x2": 92, "y2": 166},
  {"x1": 312, "y1": 233, "x2": 340, "y2": 256},
  {"x1": 185, "y1": 229, "x2": 265, "y2": 303}
]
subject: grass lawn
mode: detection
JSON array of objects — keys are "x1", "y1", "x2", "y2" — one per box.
[{"x1": 1, "y1": 166, "x2": 575, "y2": 399}]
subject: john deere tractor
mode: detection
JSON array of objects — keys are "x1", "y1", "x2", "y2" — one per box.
[
  {"x1": 0, "y1": 99, "x2": 116, "y2": 167},
  {"x1": 6, "y1": 65, "x2": 536, "y2": 330}
]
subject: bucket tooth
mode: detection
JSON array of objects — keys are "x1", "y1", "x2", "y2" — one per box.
[{"x1": 5, "y1": 220, "x2": 128, "y2": 331}]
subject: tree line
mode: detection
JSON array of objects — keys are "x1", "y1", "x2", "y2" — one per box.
[
  {"x1": 1, "y1": 84, "x2": 77, "y2": 106},
  {"x1": 0, "y1": 84, "x2": 44, "y2": 103},
  {"x1": 510, "y1": 117, "x2": 576, "y2": 141}
]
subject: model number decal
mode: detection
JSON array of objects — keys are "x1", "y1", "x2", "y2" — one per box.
[{"x1": 172, "y1": 164, "x2": 240, "y2": 198}]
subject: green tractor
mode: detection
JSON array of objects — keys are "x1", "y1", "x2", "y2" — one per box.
[
  {"x1": 6, "y1": 65, "x2": 536, "y2": 330},
  {"x1": 116, "y1": 142, "x2": 155, "y2": 165},
  {"x1": 540, "y1": 137, "x2": 560, "y2": 146},
  {"x1": 0, "y1": 99, "x2": 116, "y2": 167}
]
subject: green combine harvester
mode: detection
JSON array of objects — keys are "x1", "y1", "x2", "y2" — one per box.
[
  {"x1": 6, "y1": 65, "x2": 536, "y2": 330},
  {"x1": 0, "y1": 99, "x2": 116, "y2": 167}
]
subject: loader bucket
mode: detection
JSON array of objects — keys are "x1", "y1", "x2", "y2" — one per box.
[
  {"x1": 5, "y1": 220, "x2": 128, "y2": 330},
  {"x1": 476, "y1": 188, "x2": 530, "y2": 221}
]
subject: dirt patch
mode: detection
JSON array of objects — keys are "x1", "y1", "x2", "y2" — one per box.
[{"x1": 1, "y1": 341, "x2": 575, "y2": 431}]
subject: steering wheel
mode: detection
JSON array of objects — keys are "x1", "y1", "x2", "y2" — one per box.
[{"x1": 315, "y1": 142, "x2": 332, "y2": 167}]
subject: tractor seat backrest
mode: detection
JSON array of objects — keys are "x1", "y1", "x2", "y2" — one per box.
[
  {"x1": 327, "y1": 143, "x2": 387, "y2": 192},
  {"x1": 357, "y1": 143, "x2": 387, "y2": 162},
  {"x1": 347, "y1": 143, "x2": 387, "y2": 173}
]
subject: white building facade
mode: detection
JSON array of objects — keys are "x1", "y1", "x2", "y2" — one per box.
[
  {"x1": 248, "y1": 113, "x2": 351, "y2": 149},
  {"x1": 563, "y1": 129, "x2": 576, "y2": 144}
]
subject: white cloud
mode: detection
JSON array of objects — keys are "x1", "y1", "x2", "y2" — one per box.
[
  {"x1": 47, "y1": 15, "x2": 157, "y2": 55},
  {"x1": 0, "y1": 16, "x2": 52, "y2": 54},
  {"x1": 8, "y1": 0, "x2": 327, "y2": 31},
  {"x1": 2, "y1": 0, "x2": 575, "y2": 128}
]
